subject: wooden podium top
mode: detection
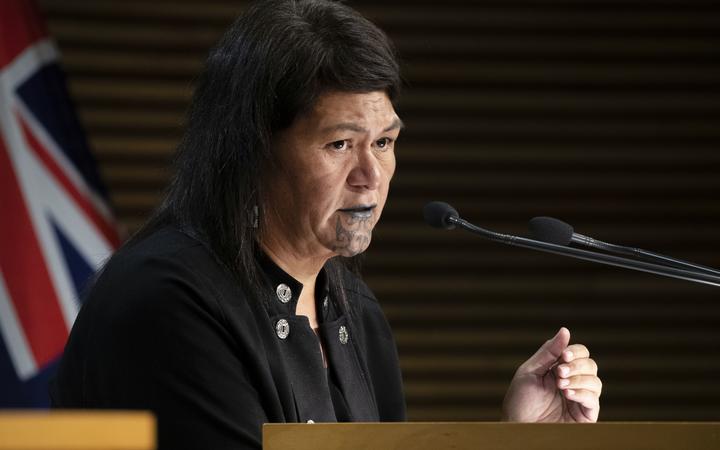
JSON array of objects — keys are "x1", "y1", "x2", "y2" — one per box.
[
  {"x1": 264, "y1": 422, "x2": 720, "y2": 450},
  {"x1": 0, "y1": 411, "x2": 155, "y2": 450}
]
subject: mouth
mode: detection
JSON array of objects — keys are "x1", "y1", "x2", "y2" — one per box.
[{"x1": 338, "y1": 204, "x2": 377, "y2": 219}]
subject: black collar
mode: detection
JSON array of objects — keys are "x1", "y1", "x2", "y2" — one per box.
[{"x1": 255, "y1": 250, "x2": 332, "y2": 321}]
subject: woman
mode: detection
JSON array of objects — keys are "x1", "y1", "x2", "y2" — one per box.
[{"x1": 52, "y1": 1, "x2": 602, "y2": 448}]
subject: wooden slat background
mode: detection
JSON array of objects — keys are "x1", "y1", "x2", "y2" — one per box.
[{"x1": 37, "y1": 0, "x2": 720, "y2": 421}]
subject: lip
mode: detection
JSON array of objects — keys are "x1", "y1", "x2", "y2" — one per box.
[
  {"x1": 338, "y1": 204, "x2": 377, "y2": 213},
  {"x1": 338, "y1": 204, "x2": 377, "y2": 218}
]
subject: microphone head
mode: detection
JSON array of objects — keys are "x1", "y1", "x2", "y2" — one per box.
[
  {"x1": 528, "y1": 216, "x2": 574, "y2": 245},
  {"x1": 423, "y1": 201, "x2": 459, "y2": 230}
]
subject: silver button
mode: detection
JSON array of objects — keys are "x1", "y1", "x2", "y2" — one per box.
[
  {"x1": 322, "y1": 296, "x2": 329, "y2": 310},
  {"x1": 338, "y1": 325, "x2": 349, "y2": 345},
  {"x1": 276, "y1": 319, "x2": 290, "y2": 339},
  {"x1": 306, "y1": 420, "x2": 315, "y2": 424},
  {"x1": 276, "y1": 283, "x2": 292, "y2": 303}
]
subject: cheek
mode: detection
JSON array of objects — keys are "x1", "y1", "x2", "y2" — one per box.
[
  {"x1": 379, "y1": 156, "x2": 396, "y2": 196},
  {"x1": 386, "y1": 158, "x2": 396, "y2": 183},
  {"x1": 382, "y1": 149, "x2": 397, "y2": 176},
  {"x1": 308, "y1": 171, "x2": 347, "y2": 220}
]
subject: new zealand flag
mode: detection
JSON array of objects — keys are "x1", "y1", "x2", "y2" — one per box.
[{"x1": 0, "y1": 0, "x2": 120, "y2": 407}]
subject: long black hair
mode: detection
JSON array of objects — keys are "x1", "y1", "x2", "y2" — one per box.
[{"x1": 137, "y1": 0, "x2": 402, "y2": 303}]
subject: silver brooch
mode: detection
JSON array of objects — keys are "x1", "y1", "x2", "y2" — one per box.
[
  {"x1": 276, "y1": 319, "x2": 290, "y2": 339},
  {"x1": 338, "y1": 325, "x2": 349, "y2": 345}
]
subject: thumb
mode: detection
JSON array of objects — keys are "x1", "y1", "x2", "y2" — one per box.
[{"x1": 519, "y1": 327, "x2": 571, "y2": 375}]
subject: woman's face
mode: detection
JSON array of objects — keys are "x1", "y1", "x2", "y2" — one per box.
[{"x1": 263, "y1": 90, "x2": 401, "y2": 260}]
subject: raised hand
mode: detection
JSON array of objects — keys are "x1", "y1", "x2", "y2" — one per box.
[{"x1": 502, "y1": 327, "x2": 602, "y2": 423}]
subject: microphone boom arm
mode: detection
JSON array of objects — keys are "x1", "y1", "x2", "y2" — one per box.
[
  {"x1": 571, "y1": 233, "x2": 720, "y2": 277},
  {"x1": 449, "y1": 216, "x2": 720, "y2": 288}
]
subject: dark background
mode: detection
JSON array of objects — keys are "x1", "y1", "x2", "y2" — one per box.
[{"x1": 38, "y1": 0, "x2": 720, "y2": 421}]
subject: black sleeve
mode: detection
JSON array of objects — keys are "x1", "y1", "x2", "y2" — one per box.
[{"x1": 53, "y1": 252, "x2": 267, "y2": 450}]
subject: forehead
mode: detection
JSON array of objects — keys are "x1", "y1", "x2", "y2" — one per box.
[{"x1": 305, "y1": 91, "x2": 398, "y2": 131}]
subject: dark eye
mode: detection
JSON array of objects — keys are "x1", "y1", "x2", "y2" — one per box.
[
  {"x1": 375, "y1": 137, "x2": 393, "y2": 150},
  {"x1": 329, "y1": 140, "x2": 347, "y2": 151}
]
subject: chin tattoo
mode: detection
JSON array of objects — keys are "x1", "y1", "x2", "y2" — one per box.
[{"x1": 333, "y1": 215, "x2": 372, "y2": 256}]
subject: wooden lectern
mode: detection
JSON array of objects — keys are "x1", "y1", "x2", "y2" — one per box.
[
  {"x1": 264, "y1": 422, "x2": 720, "y2": 450},
  {"x1": 0, "y1": 411, "x2": 155, "y2": 450}
]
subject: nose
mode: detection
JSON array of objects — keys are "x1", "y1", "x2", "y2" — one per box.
[{"x1": 346, "y1": 147, "x2": 381, "y2": 191}]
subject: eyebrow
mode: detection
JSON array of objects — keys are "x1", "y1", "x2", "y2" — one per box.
[
  {"x1": 321, "y1": 117, "x2": 405, "y2": 134},
  {"x1": 384, "y1": 117, "x2": 405, "y2": 132}
]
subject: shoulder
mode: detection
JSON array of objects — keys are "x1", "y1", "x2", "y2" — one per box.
[
  {"x1": 333, "y1": 262, "x2": 394, "y2": 341},
  {"x1": 337, "y1": 263, "x2": 377, "y2": 303},
  {"x1": 108, "y1": 226, "x2": 213, "y2": 275},
  {"x1": 84, "y1": 227, "x2": 235, "y2": 326},
  {"x1": 334, "y1": 261, "x2": 379, "y2": 313},
  {"x1": 66, "y1": 227, "x2": 253, "y2": 383},
  {"x1": 55, "y1": 230, "x2": 272, "y2": 437}
]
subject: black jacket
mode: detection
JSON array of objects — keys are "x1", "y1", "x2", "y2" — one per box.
[{"x1": 51, "y1": 227, "x2": 406, "y2": 449}]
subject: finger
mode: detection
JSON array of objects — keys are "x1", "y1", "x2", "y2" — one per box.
[
  {"x1": 520, "y1": 327, "x2": 571, "y2": 374},
  {"x1": 557, "y1": 375, "x2": 603, "y2": 394},
  {"x1": 519, "y1": 328, "x2": 570, "y2": 374},
  {"x1": 556, "y1": 358, "x2": 598, "y2": 378},
  {"x1": 562, "y1": 343, "x2": 590, "y2": 363},
  {"x1": 564, "y1": 388, "x2": 601, "y2": 411}
]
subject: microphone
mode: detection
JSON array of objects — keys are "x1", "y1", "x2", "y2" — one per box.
[
  {"x1": 423, "y1": 201, "x2": 720, "y2": 287},
  {"x1": 529, "y1": 216, "x2": 720, "y2": 276},
  {"x1": 423, "y1": 201, "x2": 457, "y2": 230}
]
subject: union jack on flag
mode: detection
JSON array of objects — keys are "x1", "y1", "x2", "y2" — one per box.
[{"x1": 0, "y1": 0, "x2": 120, "y2": 406}]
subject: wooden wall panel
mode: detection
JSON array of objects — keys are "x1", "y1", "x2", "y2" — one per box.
[{"x1": 38, "y1": 0, "x2": 720, "y2": 421}]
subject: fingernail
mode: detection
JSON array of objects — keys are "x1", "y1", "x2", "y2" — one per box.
[
  {"x1": 559, "y1": 365, "x2": 570, "y2": 377},
  {"x1": 559, "y1": 379, "x2": 569, "y2": 388},
  {"x1": 567, "y1": 389, "x2": 575, "y2": 397},
  {"x1": 564, "y1": 351, "x2": 573, "y2": 361}
]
